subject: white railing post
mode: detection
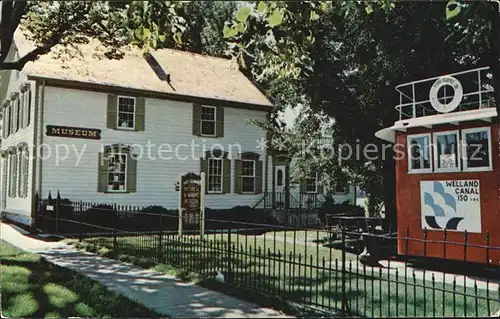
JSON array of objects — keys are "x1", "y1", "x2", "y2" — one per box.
[
  {"x1": 478, "y1": 69, "x2": 482, "y2": 108},
  {"x1": 399, "y1": 93, "x2": 402, "y2": 120},
  {"x1": 412, "y1": 83, "x2": 416, "y2": 118}
]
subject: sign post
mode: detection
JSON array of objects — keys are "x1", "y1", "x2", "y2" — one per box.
[{"x1": 178, "y1": 172, "x2": 205, "y2": 238}]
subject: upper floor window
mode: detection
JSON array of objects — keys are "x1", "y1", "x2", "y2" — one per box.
[
  {"x1": 407, "y1": 133, "x2": 432, "y2": 173},
  {"x1": 21, "y1": 84, "x2": 31, "y2": 128},
  {"x1": 106, "y1": 94, "x2": 145, "y2": 131},
  {"x1": 8, "y1": 103, "x2": 13, "y2": 136},
  {"x1": 14, "y1": 96, "x2": 20, "y2": 133},
  {"x1": 1, "y1": 104, "x2": 8, "y2": 138},
  {"x1": 201, "y1": 106, "x2": 216, "y2": 136},
  {"x1": 192, "y1": 104, "x2": 224, "y2": 138},
  {"x1": 241, "y1": 160, "x2": 255, "y2": 193},
  {"x1": 462, "y1": 127, "x2": 492, "y2": 171},
  {"x1": 434, "y1": 130, "x2": 460, "y2": 172},
  {"x1": 117, "y1": 96, "x2": 136, "y2": 129}
]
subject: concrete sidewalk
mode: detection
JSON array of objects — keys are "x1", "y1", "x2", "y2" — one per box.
[{"x1": 0, "y1": 222, "x2": 291, "y2": 318}]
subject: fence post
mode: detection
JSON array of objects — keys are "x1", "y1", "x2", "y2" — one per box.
[
  {"x1": 227, "y1": 219, "x2": 233, "y2": 283},
  {"x1": 55, "y1": 192, "x2": 60, "y2": 234},
  {"x1": 158, "y1": 212, "x2": 163, "y2": 263},
  {"x1": 113, "y1": 203, "x2": 117, "y2": 250},
  {"x1": 341, "y1": 227, "x2": 349, "y2": 314}
]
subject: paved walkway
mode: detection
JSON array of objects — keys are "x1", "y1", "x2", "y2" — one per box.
[{"x1": 0, "y1": 222, "x2": 291, "y2": 318}]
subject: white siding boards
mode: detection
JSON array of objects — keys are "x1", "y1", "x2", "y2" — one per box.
[
  {"x1": 0, "y1": 71, "x2": 36, "y2": 225},
  {"x1": 39, "y1": 86, "x2": 268, "y2": 210}
]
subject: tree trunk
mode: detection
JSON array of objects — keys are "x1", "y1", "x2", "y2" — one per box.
[{"x1": 382, "y1": 156, "x2": 397, "y2": 232}]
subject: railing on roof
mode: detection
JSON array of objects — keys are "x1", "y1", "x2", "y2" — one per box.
[{"x1": 395, "y1": 67, "x2": 496, "y2": 120}]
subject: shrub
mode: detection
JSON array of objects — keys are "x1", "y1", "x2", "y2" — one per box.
[
  {"x1": 204, "y1": 206, "x2": 278, "y2": 229},
  {"x1": 82, "y1": 204, "x2": 117, "y2": 229},
  {"x1": 134, "y1": 206, "x2": 177, "y2": 231},
  {"x1": 318, "y1": 197, "x2": 364, "y2": 224}
]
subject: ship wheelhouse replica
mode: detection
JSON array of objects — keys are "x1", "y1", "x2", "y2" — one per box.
[{"x1": 376, "y1": 67, "x2": 499, "y2": 265}]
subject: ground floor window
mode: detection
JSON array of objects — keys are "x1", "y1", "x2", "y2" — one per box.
[
  {"x1": 98, "y1": 145, "x2": 137, "y2": 193},
  {"x1": 305, "y1": 173, "x2": 318, "y2": 193},
  {"x1": 18, "y1": 147, "x2": 29, "y2": 198},
  {"x1": 8, "y1": 152, "x2": 17, "y2": 198},
  {"x1": 241, "y1": 160, "x2": 255, "y2": 193},
  {"x1": 108, "y1": 153, "x2": 127, "y2": 192},
  {"x1": 208, "y1": 158, "x2": 223, "y2": 193}
]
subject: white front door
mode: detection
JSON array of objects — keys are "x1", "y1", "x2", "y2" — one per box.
[{"x1": 274, "y1": 165, "x2": 285, "y2": 193}]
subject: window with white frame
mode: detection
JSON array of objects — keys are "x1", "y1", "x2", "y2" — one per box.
[
  {"x1": 15, "y1": 97, "x2": 20, "y2": 132},
  {"x1": 407, "y1": 134, "x2": 432, "y2": 172},
  {"x1": 7, "y1": 104, "x2": 12, "y2": 137},
  {"x1": 462, "y1": 127, "x2": 492, "y2": 171},
  {"x1": 17, "y1": 148, "x2": 29, "y2": 198},
  {"x1": 208, "y1": 158, "x2": 223, "y2": 193},
  {"x1": 117, "y1": 96, "x2": 135, "y2": 129},
  {"x1": 22, "y1": 87, "x2": 31, "y2": 128},
  {"x1": 434, "y1": 131, "x2": 460, "y2": 172},
  {"x1": 8, "y1": 152, "x2": 17, "y2": 197},
  {"x1": 107, "y1": 153, "x2": 127, "y2": 192},
  {"x1": 1, "y1": 108, "x2": 5, "y2": 138},
  {"x1": 201, "y1": 106, "x2": 216, "y2": 136},
  {"x1": 305, "y1": 173, "x2": 318, "y2": 193},
  {"x1": 241, "y1": 160, "x2": 255, "y2": 193},
  {"x1": 11, "y1": 97, "x2": 18, "y2": 133}
]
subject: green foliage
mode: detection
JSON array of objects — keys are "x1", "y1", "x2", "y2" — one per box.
[{"x1": 15, "y1": 0, "x2": 236, "y2": 68}]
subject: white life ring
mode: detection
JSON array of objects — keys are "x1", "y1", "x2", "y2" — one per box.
[{"x1": 429, "y1": 76, "x2": 463, "y2": 113}]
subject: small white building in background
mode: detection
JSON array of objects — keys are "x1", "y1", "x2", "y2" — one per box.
[{"x1": 0, "y1": 32, "x2": 355, "y2": 227}]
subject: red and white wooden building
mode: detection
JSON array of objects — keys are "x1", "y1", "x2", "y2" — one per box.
[{"x1": 376, "y1": 67, "x2": 499, "y2": 265}]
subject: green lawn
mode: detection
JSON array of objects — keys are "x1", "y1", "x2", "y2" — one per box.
[
  {"x1": 0, "y1": 240, "x2": 161, "y2": 318},
  {"x1": 74, "y1": 230, "x2": 499, "y2": 318}
]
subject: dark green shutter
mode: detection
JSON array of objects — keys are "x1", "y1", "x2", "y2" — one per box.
[
  {"x1": 135, "y1": 97, "x2": 146, "y2": 131},
  {"x1": 223, "y1": 159, "x2": 231, "y2": 194},
  {"x1": 107, "y1": 94, "x2": 118, "y2": 129},
  {"x1": 200, "y1": 158, "x2": 208, "y2": 193},
  {"x1": 193, "y1": 104, "x2": 201, "y2": 136},
  {"x1": 234, "y1": 160, "x2": 242, "y2": 194},
  {"x1": 216, "y1": 106, "x2": 224, "y2": 137},
  {"x1": 97, "y1": 152, "x2": 109, "y2": 192},
  {"x1": 255, "y1": 161, "x2": 263, "y2": 194},
  {"x1": 127, "y1": 153, "x2": 137, "y2": 192}
]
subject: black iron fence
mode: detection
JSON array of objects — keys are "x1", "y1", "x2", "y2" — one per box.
[{"x1": 34, "y1": 197, "x2": 500, "y2": 318}]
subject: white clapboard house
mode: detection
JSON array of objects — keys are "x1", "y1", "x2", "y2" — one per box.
[{"x1": 0, "y1": 32, "x2": 355, "y2": 226}]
